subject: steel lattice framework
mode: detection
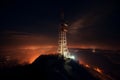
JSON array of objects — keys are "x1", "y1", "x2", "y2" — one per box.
[{"x1": 57, "y1": 23, "x2": 70, "y2": 58}]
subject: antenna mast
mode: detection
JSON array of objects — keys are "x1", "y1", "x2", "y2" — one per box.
[{"x1": 57, "y1": 11, "x2": 70, "y2": 58}]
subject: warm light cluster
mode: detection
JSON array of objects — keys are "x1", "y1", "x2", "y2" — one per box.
[
  {"x1": 94, "y1": 67, "x2": 103, "y2": 74},
  {"x1": 22, "y1": 46, "x2": 57, "y2": 64},
  {"x1": 2, "y1": 45, "x2": 57, "y2": 65},
  {"x1": 85, "y1": 64, "x2": 90, "y2": 68}
]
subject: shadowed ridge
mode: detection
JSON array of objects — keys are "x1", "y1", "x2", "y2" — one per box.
[
  {"x1": 0, "y1": 54, "x2": 100, "y2": 80},
  {"x1": 32, "y1": 54, "x2": 100, "y2": 80}
]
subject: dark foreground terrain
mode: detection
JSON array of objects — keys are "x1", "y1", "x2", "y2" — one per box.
[{"x1": 0, "y1": 55, "x2": 100, "y2": 80}]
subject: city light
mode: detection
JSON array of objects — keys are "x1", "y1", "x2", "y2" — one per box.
[
  {"x1": 69, "y1": 55, "x2": 75, "y2": 60},
  {"x1": 94, "y1": 67, "x2": 103, "y2": 74},
  {"x1": 85, "y1": 64, "x2": 90, "y2": 68}
]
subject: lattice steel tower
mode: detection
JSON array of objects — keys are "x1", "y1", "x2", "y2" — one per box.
[{"x1": 57, "y1": 12, "x2": 70, "y2": 58}]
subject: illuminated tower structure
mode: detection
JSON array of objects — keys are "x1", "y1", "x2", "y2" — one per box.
[{"x1": 57, "y1": 12, "x2": 70, "y2": 58}]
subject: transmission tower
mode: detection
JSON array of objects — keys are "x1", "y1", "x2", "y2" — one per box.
[{"x1": 57, "y1": 12, "x2": 70, "y2": 58}]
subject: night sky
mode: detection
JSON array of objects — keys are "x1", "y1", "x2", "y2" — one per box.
[{"x1": 0, "y1": 0, "x2": 120, "y2": 63}]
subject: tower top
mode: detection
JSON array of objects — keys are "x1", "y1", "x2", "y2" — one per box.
[
  {"x1": 60, "y1": 9, "x2": 66, "y2": 24},
  {"x1": 61, "y1": 10, "x2": 64, "y2": 21}
]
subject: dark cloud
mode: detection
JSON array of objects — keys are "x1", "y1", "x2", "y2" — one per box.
[
  {"x1": 67, "y1": 1, "x2": 120, "y2": 50},
  {"x1": 0, "y1": 31, "x2": 57, "y2": 47}
]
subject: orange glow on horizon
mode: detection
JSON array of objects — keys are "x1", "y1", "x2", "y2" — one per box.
[
  {"x1": 28, "y1": 53, "x2": 40, "y2": 64},
  {"x1": 21, "y1": 46, "x2": 57, "y2": 64},
  {"x1": 2, "y1": 44, "x2": 115, "y2": 65}
]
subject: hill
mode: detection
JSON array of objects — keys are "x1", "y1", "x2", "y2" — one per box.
[{"x1": 0, "y1": 54, "x2": 99, "y2": 80}]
